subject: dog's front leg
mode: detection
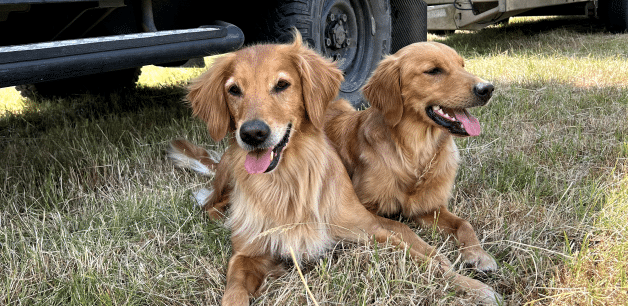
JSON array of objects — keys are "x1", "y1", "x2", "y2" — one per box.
[
  {"x1": 335, "y1": 209, "x2": 502, "y2": 305},
  {"x1": 366, "y1": 214, "x2": 452, "y2": 268},
  {"x1": 333, "y1": 207, "x2": 453, "y2": 270},
  {"x1": 222, "y1": 252, "x2": 281, "y2": 306},
  {"x1": 370, "y1": 215, "x2": 502, "y2": 304},
  {"x1": 414, "y1": 207, "x2": 498, "y2": 272}
]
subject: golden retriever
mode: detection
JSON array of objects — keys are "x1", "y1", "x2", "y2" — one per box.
[
  {"x1": 169, "y1": 34, "x2": 501, "y2": 305},
  {"x1": 325, "y1": 41, "x2": 497, "y2": 272}
]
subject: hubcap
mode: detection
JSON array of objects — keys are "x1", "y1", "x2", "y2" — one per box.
[
  {"x1": 322, "y1": 2, "x2": 357, "y2": 67},
  {"x1": 326, "y1": 14, "x2": 350, "y2": 51}
]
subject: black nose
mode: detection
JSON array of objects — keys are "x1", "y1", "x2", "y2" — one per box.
[
  {"x1": 240, "y1": 120, "x2": 270, "y2": 147},
  {"x1": 473, "y1": 82, "x2": 494, "y2": 103}
]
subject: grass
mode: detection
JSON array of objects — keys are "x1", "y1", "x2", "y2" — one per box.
[
  {"x1": 1, "y1": 16, "x2": 627, "y2": 305},
  {"x1": 547, "y1": 175, "x2": 628, "y2": 305}
]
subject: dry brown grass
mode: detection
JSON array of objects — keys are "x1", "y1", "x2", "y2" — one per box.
[
  {"x1": 1, "y1": 16, "x2": 627, "y2": 305},
  {"x1": 547, "y1": 175, "x2": 628, "y2": 306}
]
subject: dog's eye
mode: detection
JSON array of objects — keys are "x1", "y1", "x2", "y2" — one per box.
[
  {"x1": 425, "y1": 67, "x2": 443, "y2": 75},
  {"x1": 228, "y1": 84, "x2": 242, "y2": 96},
  {"x1": 274, "y1": 80, "x2": 290, "y2": 93}
]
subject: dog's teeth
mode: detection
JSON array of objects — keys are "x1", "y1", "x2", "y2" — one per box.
[
  {"x1": 270, "y1": 151, "x2": 274, "y2": 160},
  {"x1": 432, "y1": 105, "x2": 456, "y2": 121}
]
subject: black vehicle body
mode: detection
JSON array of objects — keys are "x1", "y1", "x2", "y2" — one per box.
[{"x1": 0, "y1": 0, "x2": 429, "y2": 108}]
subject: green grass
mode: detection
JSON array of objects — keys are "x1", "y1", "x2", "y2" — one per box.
[
  {"x1": 1, "y1": 16, "x2": 627, "y2": 305},
  {"x1": 546, "y1": 175, "x2": 628, "y2": 305}
]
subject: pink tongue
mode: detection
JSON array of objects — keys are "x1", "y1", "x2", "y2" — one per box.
[
  {"x1": 454, "y1": 110, "x2": 481, "y2": 136},
  {"x1": 245, "y1": 149, "x2": 272, "y2": 174}
]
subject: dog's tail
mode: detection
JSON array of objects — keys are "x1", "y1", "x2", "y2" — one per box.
[
  {"x1": 167, "y1": 139, "x2": 222, "y2": 177},
  {"x1": 167, "y1": 139, "x2": 222, "y2": 211}
]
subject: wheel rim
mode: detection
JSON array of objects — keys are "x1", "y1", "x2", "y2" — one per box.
[{"x1": 321, "y1": 0, "x2": 374, "y2": 93}]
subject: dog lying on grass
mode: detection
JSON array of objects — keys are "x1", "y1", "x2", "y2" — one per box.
[{"x1": 325, "y1": 41, "x2": 498, "y2": 272}]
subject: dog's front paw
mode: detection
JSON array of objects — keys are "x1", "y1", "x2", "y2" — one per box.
[
  {"x1": 474, "y1": 285, "x2": 503, "y2": 305},
  {"x1": 462, "y1": 246, "x2": 498, "y2": 272},
  {"x1": 449, "y1": 272, "x2": 502, "y2": 305}
]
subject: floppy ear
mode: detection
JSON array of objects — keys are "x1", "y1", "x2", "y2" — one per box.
[
  {"x1": 291, "y1": 31, "x2": 344, "y2": 130},
  {"x1": 187, "y1": 54, "x2": 235, "y2": 142},
  {"x1": 362, "y1": 55, "x2": 403, "y2": 127}
]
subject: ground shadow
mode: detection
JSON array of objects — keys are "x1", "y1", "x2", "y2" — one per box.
[{"x1": 0, "y1": 84, "x2": 192, "y2": 140}]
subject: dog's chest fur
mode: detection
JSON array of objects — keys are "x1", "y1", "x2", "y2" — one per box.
[
  {"x1": 357, "y1": 126, "x2": 461, "y2": 217},
  {"x1": 225, "y1": 139, "x2": 336, "y2": 262}
]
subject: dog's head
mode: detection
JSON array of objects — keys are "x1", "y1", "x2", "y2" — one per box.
[
  {"x1": 363, "y1": 42, "x2": 493, "y2": 137},
  {"x1": 187, "y1": 31, "x2": 344, "y2": 174}
]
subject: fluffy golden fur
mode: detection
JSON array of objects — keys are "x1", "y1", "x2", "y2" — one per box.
[
  {"x1": 170, "y1": 35, "x2": 501, "y2": 305},
  {"x1": 325, "y1": 41, "x2": 497, "y2": 271}
]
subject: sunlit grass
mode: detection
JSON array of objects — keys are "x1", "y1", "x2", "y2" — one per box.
[
  {"x1": 138, "y1": 58, "x2": 214, "y2": 87},
  {"x1": 0, "y1": 87, "x2": 26, "y2": 114},
  {"x1": 548, "y1": 175, "x2": 628, "y2": 305},
  {"x1": 465, "y1": 54, "x2": 628, "y2": 88}
]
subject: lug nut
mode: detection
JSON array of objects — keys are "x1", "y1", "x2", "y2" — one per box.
[
  {"x1": 341, "y1": 14, "x2": 347, "y2": 22},
  {"x1": 326, "y1": 38, "x2": 332, "y2": 46},
  {"x1": 329, "y1": 14, "x2": 335, "y2": 21}
]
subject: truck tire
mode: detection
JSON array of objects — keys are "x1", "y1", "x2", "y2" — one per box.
[
  {"x1": 261, "y1": 0, "x2": 392, "y2": 109},
  {"x1": 603, "y1": 0, "x2": 628, "y2": 32},
  {"x1": 390, "y1": 0, "x2": 427, "y2": 53},
  {"x1": 17, "y1": 68, "x2": 141, "y2": 101}
]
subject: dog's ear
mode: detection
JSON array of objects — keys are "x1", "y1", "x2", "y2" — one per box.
[
  {"x1": 291, "y1": 31, "x2": 344, "y2": 130},
  {"x1": 187, "y1": 54, "x2": 235, "y2": 142},
  {"x1": 362, "y1": 55, "x2": 403, "y2": 127}
]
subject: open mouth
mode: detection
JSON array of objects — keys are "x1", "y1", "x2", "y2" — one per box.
[
  {"x1": 425, "y1": 105, "x2": 481, "y2": 137},
  {"x1": 244, "y1": 123, "x2": 292, "y2": 174}
]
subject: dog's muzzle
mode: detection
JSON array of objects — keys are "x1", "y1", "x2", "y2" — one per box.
[{"x1": 238, "y1": 120, "x2": 292, "y2": 174}]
